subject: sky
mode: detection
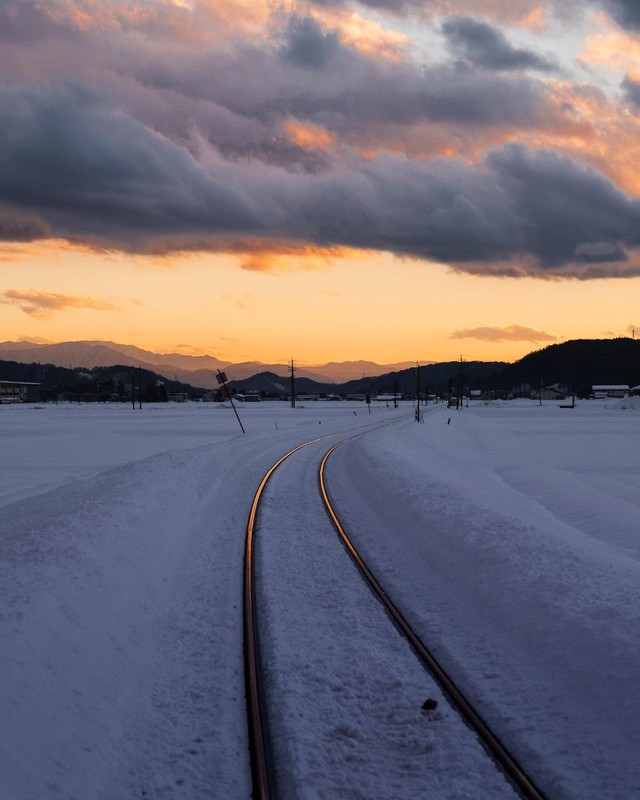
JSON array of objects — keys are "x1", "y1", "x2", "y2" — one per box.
[{"x1": 1, "y1": 0, "x2": 640, "y2": 365}]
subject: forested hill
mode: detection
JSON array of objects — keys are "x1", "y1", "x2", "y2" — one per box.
[
  {"x1": 0, "y1": 360, "x2": 204, "y2": 400},
  {"x1": 489, "y1": 338, "x2": 640, "y2": 392},
  {"x1": 228, "y1": 362, "x2": 506, "y2": 396},
  {"x1": 337, "y1": 361, "x2": 506, "y2": 395}
]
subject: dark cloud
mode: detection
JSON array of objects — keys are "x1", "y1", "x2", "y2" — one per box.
[
  {"x1": 602, "y1": 0, "x2": 640, "y2": 30},
  {"x1": 281, "y1": 15, "x2": 342, "y2": 68},
  {"x1": 0, "y1": 205, "x2": 51, "y2": 241},
  {"x1": 312, "y1": 0, "x2": 581, "y2": 21},
  {"x1": 0, "y1": 0, "x2": 194, "y2": 43},
  {"x1": 132, "y1": 34, "x2": 557, "y2": 138},
  {"x1": 0, "y1": 1, "x2": 78, "y2": 43},
  {"x1": 485, "y1": 144, "x2": 640, "y2": 267},
  {"x1": 442, "y1": 16, "x2": 557, "y2": 72},
  {"x1": 622, "y1": 76, "x2": 640, "y2": 108},
  {"x1": 2, "y1": 84, "x2": 640, "y2": 277},
  {"x1": 0, "y1": 5, "x2": 636, "y2": 280},
  {"x1": 0, "y1": 6, "x2": 569, "y2": 169},
  {"x1": 0, "y1": 85, "x2": 259, "y2": 248}
]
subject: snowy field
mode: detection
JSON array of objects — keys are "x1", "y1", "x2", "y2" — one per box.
[{"x1": 1, "y1": 398, "x2": 638, "y2": 798}]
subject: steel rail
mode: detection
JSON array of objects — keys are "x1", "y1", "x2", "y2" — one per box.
[
  {"x1": 243, "y1": 413, "x2": 412, "y2": 799},
  {"x1": 244, "y1": 438, "x2": 325, "y2": 800},
  {"x1": 319, "y1": 441, "x2": 547, "y2": 800}
]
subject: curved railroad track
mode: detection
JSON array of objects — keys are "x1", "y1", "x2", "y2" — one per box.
[
  {"x1": 244, "y1": 437, "x2": 322, "y2": 800},
  {"x1": 243, "y1": 421, "x2": 546, "y2": 800}
]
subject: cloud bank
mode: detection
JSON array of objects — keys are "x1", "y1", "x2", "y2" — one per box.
[
  {"x1": 451, "y1": 325, "x2": 558, "y2": 343},
  {"x1": 1, "y1": 0, "x2": 639, "y2": 279},
  {"x1": 0, "y1": 289, "x2": 119, "y2": 319}
]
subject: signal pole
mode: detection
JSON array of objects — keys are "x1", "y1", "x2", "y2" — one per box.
[{"x1": 216, "y1": 369, "x2": 246, "y2": 434}]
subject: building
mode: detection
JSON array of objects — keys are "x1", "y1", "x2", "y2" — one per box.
[
  {"x1": 531, "y1": 387, "x2": 567, "y2": 401},
  {"x1": 0, "y1": 380, "x2": 41, "y2": 403},
  {"x1": 592, "y1": 385, "x2": 630, "y2": 399}
]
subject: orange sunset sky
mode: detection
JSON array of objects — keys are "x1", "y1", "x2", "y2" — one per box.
[{"x1": 1, "y1": 0, "x2": 640, "y2": 366}]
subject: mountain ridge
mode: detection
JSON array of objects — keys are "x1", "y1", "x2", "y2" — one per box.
[
  {"x1": 0, "y1": 340, "x2": 433, "y2": 387},
  {"x1": 2, "y1": 338, "x2": 639, "y2": 397}
]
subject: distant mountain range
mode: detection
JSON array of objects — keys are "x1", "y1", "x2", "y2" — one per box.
[
  {"x1": 0, "y1": 340, "x2": 428, "y2": 388},
  {"x1": 2, "y1": 338, "x2": 639, "y2": 398}
]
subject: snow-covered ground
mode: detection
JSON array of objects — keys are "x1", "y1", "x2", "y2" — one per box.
[{"x1": 1, "y1": 398, "x2": 638, "y2": 798}]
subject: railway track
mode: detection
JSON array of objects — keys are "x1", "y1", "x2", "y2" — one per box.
[{"x1": 243, "y1": 424, "x2": 546, "y2": 800}]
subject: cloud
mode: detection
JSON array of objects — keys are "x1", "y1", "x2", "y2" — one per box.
[
  {"x1": 601, "y1": 0, "x2": 640, "y2": 31},
  {"x1": 0, "y1": 5, "x2": 639, "y2": 280},
  {"x1": 281, "y1": 14, "x2": 342, "y2": 68},
  {"x1": 0, "y1": 84, "x2": 258, "y2": 248},
  {"x1": 0, "y1": 290, "x2": 120, "y2": 319},
  {"x1": 310, "y1": 0, "x2": 567, "y2": 25},
  {"x1": 450, "y1": 324, "x2": 558, "y2": 342},
  {"x1": 2, "y1": 84, "x2": 640, "y2": 277},
  {"x1": 309, "y1": 0, "x2": 422, "y2": 13},
  {"x1": 0, "y1": 206, "x2": 51, "y2": 242},
  {"x1": 580, "y1": 19, "x2": 640, "y2": 80},
  {"x1": 442, "y1": 16, "x2": 557, "y2": 72},
  {"x1": 622, "y1": 75, "x2": 640, "y2": 106},
  {"x1": 0, "y1": 0, "x2": 270, "y2": 45},
  {"x1": 0, "y1": 4, "x2": 569, "y2": 159}
]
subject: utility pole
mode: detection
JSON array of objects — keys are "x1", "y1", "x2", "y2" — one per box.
[
  {"x1": 138, "y1": 366, "x2": 142, "y2": 410},
  {"x1": 216, "y1": 369, "x2": 246, "y2": 434},
  {"x1": 415, "y1": 363, "x2": 421, "y2": 422},
  {"x1": 131, "y1": 366, "x2": 135, "y2": 410},
  {"x1": 290, "y1": 359, "x2": 296, "y2": 409},
  {"x1": 457, "y1": 355, "x2": 463, "y2": 410},
  {"x1": 393, "y1": 377, "x2": 398, "y2": 409}
]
